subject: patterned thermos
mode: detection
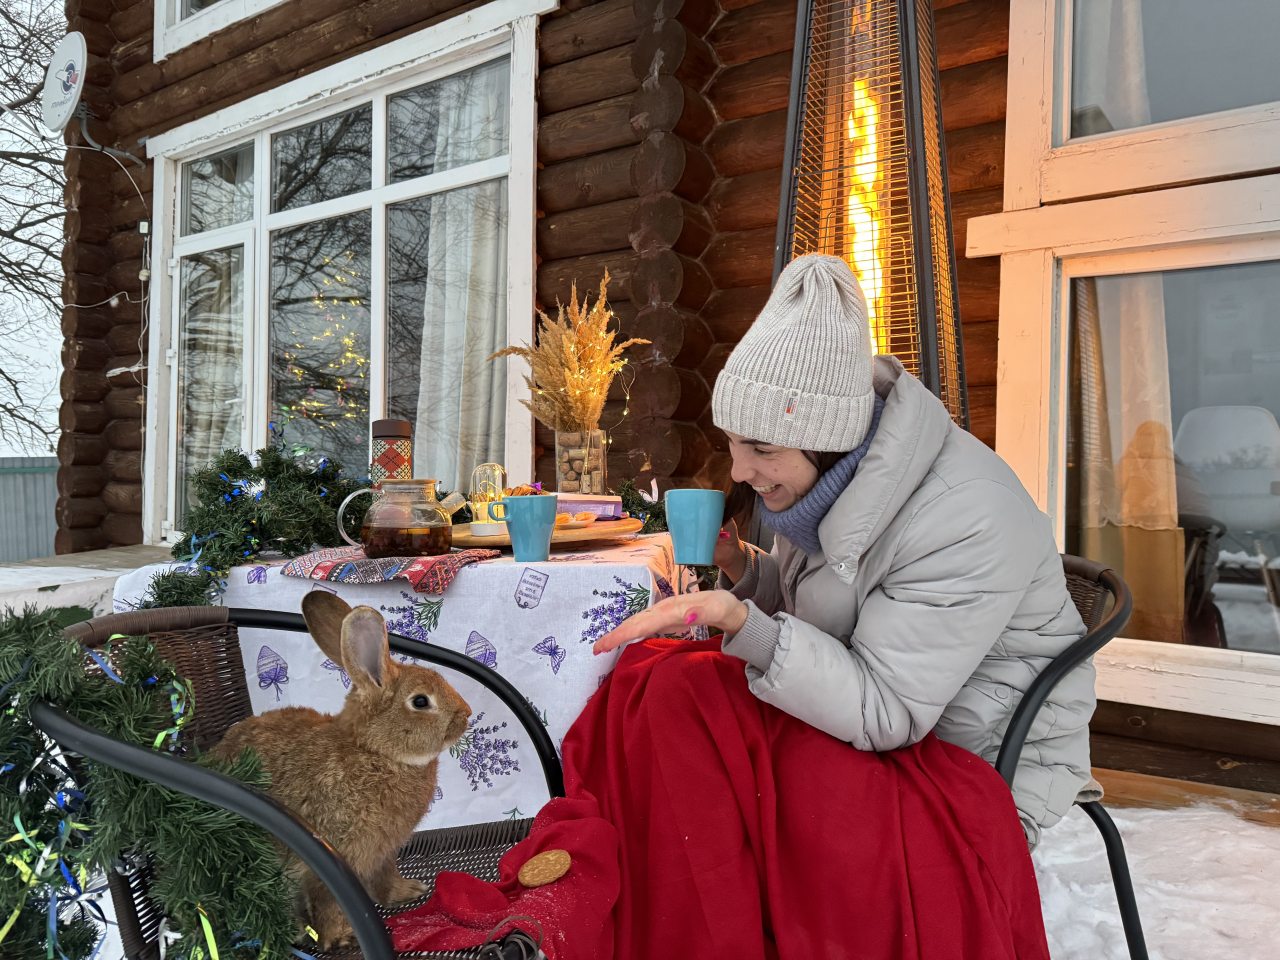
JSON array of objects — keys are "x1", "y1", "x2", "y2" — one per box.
[{"x1": 370, "y1": 418, "x2": 413, "y2": 487}]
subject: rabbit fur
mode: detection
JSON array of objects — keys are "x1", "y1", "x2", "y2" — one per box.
[{"x1": 211, "y1": 591, "x2": 471, "y2": 949}]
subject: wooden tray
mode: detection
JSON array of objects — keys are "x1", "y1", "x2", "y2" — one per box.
[{"x1": 451, "y1": 517, "x2": 644, "y2": 550}]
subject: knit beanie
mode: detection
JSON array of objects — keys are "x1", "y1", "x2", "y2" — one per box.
[{"x1": 712, "y1": 254, "x2": 876, "y2": 452}]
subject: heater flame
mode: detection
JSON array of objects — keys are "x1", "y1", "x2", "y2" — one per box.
[{"x1": 845, "y1": 78, "x2": 886, "y2": 354}]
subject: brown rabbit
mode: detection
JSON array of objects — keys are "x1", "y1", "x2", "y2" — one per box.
[{"x1": 211, "y1": 592, "x2": 471, "y2": 949}]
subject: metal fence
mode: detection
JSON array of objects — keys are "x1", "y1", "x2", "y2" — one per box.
[{"x1": 0, "y1": 457, "x2": 58, "y2": 562}]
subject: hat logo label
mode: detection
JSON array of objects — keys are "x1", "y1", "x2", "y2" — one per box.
[{"x1": 783, "y1": 391, "x2": 799, "y2": 420}]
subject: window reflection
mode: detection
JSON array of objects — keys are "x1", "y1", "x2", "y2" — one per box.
[
  {"x1": 269, "y1": 213, "x2": 372, "y2": 473},
  {"x1": 181, "y1": 143, "x2": 253, "y2": 236},
  {"x1": 1067, "y1": 261, "x2": 1280, "y2": 654},
  {"x1": 271, "y1": 105, "x2": 372, "y2": 213}
]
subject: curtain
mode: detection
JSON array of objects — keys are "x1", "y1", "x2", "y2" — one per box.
[
  {"x1": 410, "y1": 61, "x2": 510, "y2": 493},
  {"x1": 1071, "y1": 0, "x2": 1185, "y2": 642}
]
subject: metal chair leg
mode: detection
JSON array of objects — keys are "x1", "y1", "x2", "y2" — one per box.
[{"x1": 1078, "y1": 800, "x2": 1150, "y2": 960}]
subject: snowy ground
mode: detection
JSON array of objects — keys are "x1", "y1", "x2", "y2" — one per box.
[
  {"x1": 92, "y1": 802, "x2": 1274, "y2": 959},
  {"x1": 1037, "y1": 802, "x2": 1280, "y2": 959}
]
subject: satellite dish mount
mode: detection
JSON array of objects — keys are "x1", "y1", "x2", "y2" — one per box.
[{"x1": 41, "y1": 31, "x2": 143, "y2": 167}]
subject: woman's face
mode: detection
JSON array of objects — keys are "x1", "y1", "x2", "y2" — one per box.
[{"x1": 724, "y1": 432, "x2": 820, "y2": 511}]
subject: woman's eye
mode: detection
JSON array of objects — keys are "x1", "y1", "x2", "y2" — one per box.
[{"x1": 411, "y1": 694, "x2": 432, "y2": 710}]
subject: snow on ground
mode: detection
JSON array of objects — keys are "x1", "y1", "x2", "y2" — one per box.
[{"x1": 1037, "y1": 802, "x2": 1280, "y2": 959}]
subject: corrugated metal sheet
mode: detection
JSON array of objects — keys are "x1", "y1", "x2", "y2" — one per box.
[{"x1": 0, "y1": 457, "x2": 58, "y2": 562}]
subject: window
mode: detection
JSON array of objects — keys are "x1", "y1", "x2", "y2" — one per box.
[
  {"x1": 154, "y1": 0, "x2": 290, "y2": 63},
  {"x1": 147, "y1": 7, "x2": 548, "y2": 541}
]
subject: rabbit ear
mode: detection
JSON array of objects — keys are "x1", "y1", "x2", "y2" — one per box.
[
  {"x1": 340, "y1": 606, "x2": 389, "y2": 690},
  {"x1": 302, "y1": 591, "x2": 353, "y2": 666}
]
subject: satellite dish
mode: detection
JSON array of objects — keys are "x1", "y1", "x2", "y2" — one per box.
[{"x1": 41, "y1": 31, "x2": 87, "y2": 134}]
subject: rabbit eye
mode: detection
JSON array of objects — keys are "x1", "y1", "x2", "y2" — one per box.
[{"x1": 411, "y1": 694, "x2": 432, "y2": 710}]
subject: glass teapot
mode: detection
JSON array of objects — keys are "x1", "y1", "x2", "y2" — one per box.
[{"x1": 337, "y1": 479, "x2": 466, "y2": 558}]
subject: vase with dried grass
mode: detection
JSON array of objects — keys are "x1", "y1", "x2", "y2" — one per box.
[{"x1": 491, "y1": 272, "x2": 648, "y2": 495}]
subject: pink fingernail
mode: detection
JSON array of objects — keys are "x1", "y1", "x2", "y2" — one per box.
[
  {"x1": 718, "y1": 531, "x2": 731, "y2": 539},
  {"x1": 684, "y1": 612, "x2": 698, "y2": 625}
]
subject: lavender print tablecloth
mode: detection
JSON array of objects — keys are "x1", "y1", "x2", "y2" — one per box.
[{"x1": 112, "y1": 534, "x2": 681, "y2": 830}]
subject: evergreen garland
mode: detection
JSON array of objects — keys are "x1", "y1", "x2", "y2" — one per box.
[{"x1": 0, "y1": 608, "x2": 297, "y2": 959}]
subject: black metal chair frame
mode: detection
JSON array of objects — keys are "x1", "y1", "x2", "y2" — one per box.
[
  {"x1": 33, "y1": 609, "x2": 567, "y2": 960},
  {"x1": 995, "y1": 555, "x2": 1148, "y2": 960}
]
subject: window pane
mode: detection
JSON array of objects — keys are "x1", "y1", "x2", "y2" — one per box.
[
  {"x1": 1067, "y1": 261, "x2": 1280, "y2": 655},
  {"x1": 269, "y1": 212, "x2": 372, "y2": 473},
  {"x1": 387, "y1": 58, "x2": 510, "y2": 183},
  {"x1": 387, "y1": 179, "x2": 508, "y2": 492},
  {"x1": 181, "y1": 0, "x2": 224, "y2": 17},
  {"x1": 1070, "y1": 0, "x2": 1280, "y2": 137},
  {"x1": 271, "y1": 105, "x2": 372, "y2": 212},
  {"x1": 181, "y1": 143, "x2": 253, "y2": 236},
  {"x1": 176, "y1": 246, "x2": 244, "y2": 520}
]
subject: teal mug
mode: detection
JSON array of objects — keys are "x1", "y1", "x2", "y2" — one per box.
[
  {"x1": 664, "y1": 488, "x2": 726, "y2": 566},
  {"x1": 490, "y1": 494, "x2": 559, "y2": 562}
]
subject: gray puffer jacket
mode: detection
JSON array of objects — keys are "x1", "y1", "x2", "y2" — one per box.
[{"x1": 721, "y1": 356, "x2": 1093, "y2": 843}]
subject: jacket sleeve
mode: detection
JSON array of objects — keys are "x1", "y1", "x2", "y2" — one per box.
[
  {"x1": 740, "y1": 479, "x2": 1043, "y2": 752},
  {"x1": 715, "y1": 542, "x2": 787, "y2": 617}
]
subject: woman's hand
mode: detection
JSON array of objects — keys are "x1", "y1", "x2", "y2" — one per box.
[
  {"x1": 592, "y1": 590, "x2": 749, "y2": 655},
  {"x1": 714, "y1": 518, "x2": 749, "y2": 583}
]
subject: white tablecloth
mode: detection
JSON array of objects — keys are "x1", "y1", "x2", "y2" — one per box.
[{"x1": 112, "y1": 535, "x2": 682, "y2": 829}]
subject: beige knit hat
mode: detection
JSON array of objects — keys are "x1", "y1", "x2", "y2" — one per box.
[{"x1": 712, "y1": 254, "x2": 875, "y2": 452}]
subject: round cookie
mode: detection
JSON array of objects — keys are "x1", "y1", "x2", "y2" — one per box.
[{"x1": 517, "y1": 849, "x2": 571, "y2": 888}]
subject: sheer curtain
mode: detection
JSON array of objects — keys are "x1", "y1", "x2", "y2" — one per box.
[
  {"x1": 1071, "y1": 0, "x2": 1184, "y2": 641},
  {"x1": 412, "y1": 63, "x2": 509, "y2": 492}
]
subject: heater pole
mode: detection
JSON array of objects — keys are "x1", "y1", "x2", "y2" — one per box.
[{"x1": 773, "y1": 0, "x2": 816, "y2": 284}]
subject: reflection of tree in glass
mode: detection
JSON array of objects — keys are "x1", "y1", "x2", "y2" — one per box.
[
  {"x1": 183, "y1": 143, "x2": 253, "y2": 234},
  {"x1": 269, "y1": 213, "x2": 371, "y2": 470},
  {"x1": 271, "y1": 105, "x2": 372, "y2": 213}
]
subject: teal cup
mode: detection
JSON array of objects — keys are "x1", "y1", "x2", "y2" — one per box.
[
  {"x1": 664, "y1": 488, "x2": 726, "y2": 566},
  {"x1": 490, "y1": 494, "x2": 558, "y2": 562}
]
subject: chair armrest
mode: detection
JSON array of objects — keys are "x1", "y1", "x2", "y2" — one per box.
[
  {"x1": 228, "y1": 609, "x2": 567, "y2": 799},
  {"x1": 29, "y1": 701, "x2": 394, "y2": 960}
]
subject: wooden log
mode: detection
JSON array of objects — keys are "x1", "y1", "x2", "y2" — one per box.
[
  {"x1": 1092, "y1": 701, "x2": 1280, "y2": 766},
  {"x1": 967, "y1": 384, "x2": 996, "y2": 447},
  {"x1": 106, "y1": 359, "x2": 146, "y2": 389},
  {"x1": 110, "y1": 37, "x2": 151, "y2": 76},
  {"x1": 614, "y1": 364, "x2": 681, "y2": 420},
  {"x1": 57, "y1": 465, "x2": 106, "y2": 498},
  {"x1": 106, "y1": 450, "x2": 143, "y2": 484},
  {"x1": 609, "y1": 416, "x2": 682, "y2": 477},
  {"x1": 107, "y1": 258, "x2": 146, "y2": 292},
  {"x1": 940, "y1": 57, "x2": 1007, "y2": 132},
  {"x1": 57, "y1": 496, "x2": 109, "y2": 530},
  {"x1": 632, "y1": 18, "x2": 717, "y2": 92},
  {"x1": 72, "y1": 0, "x2": 116, "y2": 23},
  {"x1": 63, "y1": 275, "x2": 112, "y2": 316},
  {"x1": 706, "y1": 110, "x2": 788, "y2": 178},
  {"x1": 949, "y1": 187, "x2": 1002, "y2": 263},
  {"x1": 539, "y1": 197, "x2": 638, "y2": 260},
  {"x1": 65, "y1": 147, "x2": 116, "y2": 185},
  {"x1": 539, "y1": 145, "x2": 640, "y2": 214},
  {"x1": 630, "y1": 194, "x2": 712, "y2": 258},
  {"x1": 105, "y1": 420, "x2": 146, "y2": 451},
  {"x1": 703, "y1": 227, "x2": 775, "y2": 290},
  {"x1": 935, "y1": 0, "x2": 1010, "y2": 72},
  {"x1": 110, "y1": 165, "x2": 153, "y2": 199},
  {"x1": 631, "y1": 250, "x2": 712, "y2": 311},
  {"x1": 63, "y1": 339, "x2": 109, "y2": 371},
  {"x1": 633, "y1": 133, "x2": 714, "y2": 202},
  {"x1": 106, "y1": 323, "x2": 145, "y2": 355},
  {"x1": 700, "y1": 342, "x2": 736, "y2": 386},
  {"x1": 541, "y1": 45, "x2": 638, "y2": 114},
  {"x1": 102, "y1": 481, "x2": 143, "y2": 514},
  {"x1": 60, "y1": 402, "x2": 109, "y2": 435},
  {"x1": 956, "y1": 255, "x2": 999, "y2": 320},
  {"x1": 701, "y1": 285, "x2": 769, "y2": 342},
  {"x1": 630, "y1": 76, "x2": 716, "y2": 143},
  {"x1": 104, "y1": 387, "x2": 145, "y2": 420},
  {"x1": 58, "y1": 432, "x2": 108, "y2": 466},
  {"x1": 102, "y1": 512, "x2": 144, "y2": 546},
  {"x1": 540, "y1": 0, "x2": 639, "y2": 67},
  {"x1": 108, "y1": 192, "x2": 150, "y2": 228},
  {"x1": 934, "y1": 0, "x2": 970, "y2": 9},
  {"x1": 944, "y1": 121, "x2": 1004, "y2": 193},
  {"x1": 109, "y1": 229, "x2": 147, "y2": 262},
  {"x1": 673, "y1": 314, "x2": 715, "y2": 370},
  {"x1": 708, "y1": 51, "x2": 792, "y2": 122},
  {"x1": 633, "y1": 0, "x2": 720, "y2": 37},
  {"x1": 539, "y1": 94, "x2": 639, "y2": 165},
  {"x1": 674, "y1": 421, "x2": 713, "y2": 477},
  {"x1": 60, "y1": 305, "x2": 113, "y2": 341},
  {"x1": 708, "y1": 168, "x2": 781, "y2": 232},
  {"x1": 61, "y1": 369, "x2": 110, "y2": 403},
  {"x1": 55, "y1": 527, "x2": 110, "y2": 554},
  {"x1": 708, "y1": 0, "x2": 796, "y2": 68},
  {"x1": 108, "y1": 0, "x2": 154, "y2": 43},
  {"x1": 672, "y1": 367, "x2": 710, "y2": 421},
  {"x1": 64, "y1": 208, "x2": 113, "y2": 245},
  {"x1": 537, "y1": 250, "x2": 639, "y2": 308},
  {"x1": 961, "y1": 319, "x2": 998, "y2": 386}
]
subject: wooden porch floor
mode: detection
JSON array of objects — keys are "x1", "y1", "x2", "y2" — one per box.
[{"x1": 1095, "y1": 767, "x2": 1280, "y2": 829}]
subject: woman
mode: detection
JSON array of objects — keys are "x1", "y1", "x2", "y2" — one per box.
[{"x1": 390, "y1": 255, "x2": 1077, "y2": 959}]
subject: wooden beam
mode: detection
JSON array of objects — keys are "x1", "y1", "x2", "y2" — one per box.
[
  {"x1": 540, "y1": 45, "x2": 637, "y2": 113},
  {"x1": 540, "y1": 0, "x2": 639, "y2": 67},
  {"x1": 703, "y1": 227, "x2": 775, "y2": 290},
  {"x1": 538, "y1": 145, "x2": 640, "y2": 214},
  {"x1": 707, "y1": 110, "x2": 788, "y2": 178},
  {"x1": 940, "y1": 56, "x2": 1007, "y2": 132},
  {"x1": 935, "y1": 0, "x2": 1010, "y2": 73},
  {"x1": 949, "y1": 187, "x2": 1004, "y2": 271},
  {"x1": 709, "y1": 0, "x2": 796, "y2": 68},
  {"x1": 538, "y1": 93, "x2": 640, "y2": 164},
  {"x1": 944, "y1": 120, "x2": 1005, "y2": 193},
  {"x1": 1093, "y1": 767, "x2": 1280, "y2": 829},
  {"x1": 707, "y1": 51, "x2": 791, "y2": 122}
]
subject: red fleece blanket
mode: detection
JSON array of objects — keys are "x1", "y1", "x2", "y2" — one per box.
[{"x1": 388, "y1": 638, "x2": 1050, "y2": 959}]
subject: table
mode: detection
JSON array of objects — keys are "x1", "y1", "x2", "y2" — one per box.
[{"x1": 112, "y1": 535, "x2": 682, "y2": 830}]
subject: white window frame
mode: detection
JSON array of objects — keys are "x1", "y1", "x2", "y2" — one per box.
[
  {"x1": 145, "y1": 0, "x2": 555, "y2": 543},
  {"x1": 1005, "y1": 0, "x2": 1280, "y2": 209},
  {"x1": 154, "y1": 0, "x2": 290, "y2": 63}
]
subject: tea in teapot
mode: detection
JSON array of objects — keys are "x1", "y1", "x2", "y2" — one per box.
[{"x1": 337, "y1": 479, "x2": 466, "y2": 558}]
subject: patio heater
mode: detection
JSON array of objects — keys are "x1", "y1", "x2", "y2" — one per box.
[{"x1": 774, "y1": 0, "x2": 968, "y2": 426}]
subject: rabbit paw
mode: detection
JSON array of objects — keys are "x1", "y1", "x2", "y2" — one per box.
[
  {"x1": 383, "y1": 873, "x2": 428, "y2": 904},
  {"x1": 315, "y1": 918, "x2": 356, "y2": 952}
]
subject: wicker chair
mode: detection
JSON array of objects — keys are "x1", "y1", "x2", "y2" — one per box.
[
  {"x1": 995, "y1": 556, "x2": 1148, "y2": 960},
  {"x1": 32, "y1": 606, "x2": 566, "y2": 960}
]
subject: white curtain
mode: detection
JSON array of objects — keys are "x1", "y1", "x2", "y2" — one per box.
[{"x1": 410, "y1": 61, "x2": 510, "y2": 493}]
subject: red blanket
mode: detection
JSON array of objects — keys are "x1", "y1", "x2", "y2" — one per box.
[{"x1": 388, "y1": 638, "x2": 1050, "y2": 959}]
